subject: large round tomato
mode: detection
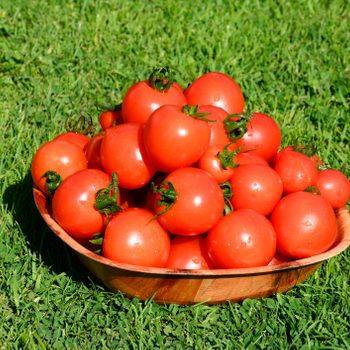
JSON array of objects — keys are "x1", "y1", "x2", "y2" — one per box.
[
  {"x1": 229, "y1": 164, "x2": 283, "y2": 216},
  {"x1": 197, "y1": 105, "x2": 230, "y2": 148},
  {"x1": 315, "y1": 169, "x2": 350, "y2": 208},
  {"x1": 273, "y1": 150, "x2": 318, "y2": 193},
  {"x1": 207, "y1": 209, "x2": 276, "y2": 268},
  {"x1": 31, "y1": 139, "x2": 88, "y2": 195},
  {"x1": 52, "y1": 169, "x2": 116, "y2": 240},
  {"x1": 121, "y1": 68, "x2": 187, "y2": 124},
  {"x1": 153, "y1": 167, "x2": 224, "y2": 235},
  {"x1": 102, "y1": 208, "x2": 170, "y2": 268},
  {"x1": 270, "y1": 191, "x2": 338, "y2": 259},
  {"x1": 165, "y1": 235, "x2": 215, "y2": 270},
  {"x1": 184, "y1": 72, "x2": 244, "y2": 114},
  {"x1": 143, "y1": 105, "x2": 211, "y2": 173},
  {"x1": 230, "y1": 112, "x2": 282, "y2": 162},
  {"x1": 100, "y1": 123, "x2": 156, "y2": 189}
]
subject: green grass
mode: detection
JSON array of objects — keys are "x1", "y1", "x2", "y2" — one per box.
[{"x1": 1, "y1": 0, "x2": 349, "y2": 348}]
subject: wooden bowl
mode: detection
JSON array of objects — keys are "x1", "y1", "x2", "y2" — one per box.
[{"x1": 33, "y1": 188, "x2": 350, "y2": 305}]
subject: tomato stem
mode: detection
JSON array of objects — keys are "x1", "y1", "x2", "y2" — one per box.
[
  {"x1": 65, "y1": 112, "x2": 96, "y2": 136},
  {"x1": 217, "y1": 144, "x2": 243, "y2": 170},
  {"x1": 224, "y1": 113, "x2": 252, "y2": 141},
  {"x1": 94, "y1": 172, "x2": 122, "y2": 219},
  {"x1": 182, "y1": 104, "x2": 215, "y2": 122},
  {"x1": 220, "y1": 181, "x2": 234, "y2": 215},
  {"x1": 148, "y1": 67, "x2": 174, "y2": 92},
  {"x1": 43, "y1": 170, "x2": 62, "y2": 194},
  {"x1": 151, "y1": 180, "x2": 178, "y2": 221}
]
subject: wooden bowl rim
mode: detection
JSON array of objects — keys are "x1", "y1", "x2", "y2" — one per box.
[{"x1": 33, "y1": 188, "x2": 350, "y2": 277}]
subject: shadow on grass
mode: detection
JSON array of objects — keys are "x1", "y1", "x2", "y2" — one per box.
[{"x1": 3, "y1": 171, "x2": 101, "y2": 288}]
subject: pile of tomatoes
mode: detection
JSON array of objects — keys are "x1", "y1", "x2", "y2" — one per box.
[{"x1": 32, "y1": 68, "x2": 350, "y2": 270}]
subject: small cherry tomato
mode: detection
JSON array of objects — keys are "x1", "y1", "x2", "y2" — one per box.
[
  {"x1": 143, "y1": 105, "x2": 211, "y2": 173},
  {"x1": 100, "y1": 123, "x2": 156, "y2": 189},
  {"x1": 184, "y1": 72, "x2": 245, "y2": 114},
  {"x1": 99, "y1": 108, "x2": 123, "y2": 130},
  {"x1": 102, "y1": 208, "x2": 170, "y2": 268},
  {"x1": 31, "y1": 139, "x2": 88, "y2": 195},
  {"x1": 315, "y1": 169, "x2": 350, "y2": 208},
  {"x1": 153, "y1": 167, "x2": 224, "y2": 235},
  {"x1": 165, "y1": 235, "x2": 215, "y2": 270},
  {"x1": 273, "y1": 150, "x2": 319, "y2": 193},
  {"x1": 207, "y1": 209, "x2": 276, "y2": 268},
  {"x1": 270, "y1": 191, "x2": 338, "y2": 259},
  {"x1": 229, "y1": 164, "x2": 283, "y2": 216}
]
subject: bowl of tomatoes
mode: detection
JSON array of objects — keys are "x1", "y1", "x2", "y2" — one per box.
[{"x1": 32, "y1": 69, "x2": 350, "y2": 304}]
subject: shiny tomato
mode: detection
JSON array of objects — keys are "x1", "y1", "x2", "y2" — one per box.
[
  {"x1": 143, "y1": 105, "x2": 211, "y2": 173},
  {"x1": 52, "y1": 169, "x2": 117, "y2": 240},
  {"x1": 197, "y1": 105, "x2": 230, "y2": 148},
  {"x1": 315, "y1": 169, "x2": 350, "y2": 208},
  {"x1": 122, "y1": 68, "x2": 187, "y2": 124},
  {"x1": 100, "y1": 123, "x2": 156, "y2": 189},
  {"x1": 270, "y1": 191, "x2": 338, "y2": 259},
  {"x1": 102, "y1": 208, "x2": 170, "y2": 267},
  {"x1": 54, "y1": 132, "x2": 90, "y2": 150},
  {"x1": 198, "y1": 145, "x2": 235, "y2": 183},
  {"x1": 273, "y1": 150, "x2": 318, "y2": 193},
  {"x1": 184, "y1": 72, "x2": 244, "y2": 114},
  {"x1": 85, "y1": 133, "x2": 104, "y2": 170},
  {"x1": 31, "y1": 139, "x2": 88, "y2": 195},
  {"x1": 207, "y1": 209, "x2": 276, "y2": 268},
  {"x1": 153, "y1": 167, "x2": 224, "y2": 235},
  {"x1": 165, "y1": 235, "x2": 215, "y2": 270},
  {"x1": 229, "y1": 164, "x2": 283, "y2": 216},
  {"x1": 231, "y1": 112, "x2": 282, "y2": 162}
]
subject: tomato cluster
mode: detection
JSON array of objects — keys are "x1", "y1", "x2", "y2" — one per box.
[{"x1": 32, "y1": 68, "x2": 350, "y2": 270}]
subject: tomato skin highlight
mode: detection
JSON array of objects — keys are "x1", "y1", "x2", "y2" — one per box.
[
  {"x1": 54, "y1": 132, "x2": 90, "y2": 150},
  {"x1": 165, "y1": 235, "x2": 215, "y2": 270},
  {"x1": 270, "y1": 191, "x2": 338, "y2": 259},
  {"x1": 102, "y1": 208, "x2": 170, "y2": 268},
  {"x1": 31, "y1": 139, "x2": 88, "y2": 195},
  {"x1": 315, "y1": 169, "x2": 350, "y2": 209},
  {"x1": 52, "y1": 169, "x2": 113, "y2": 240},
  {"x1": 154, "y1": 167, "x2": 224, "y2": 236},
  {"x1": 143, "y1": 105, "x2": 211, "y2": 173},
  {"x1": 234, "y1": 112, "x2": 282, "y2": 162},
  {"x1": 184, "y1": 72, "x2": 244, "y2": 114},
  {"x1": 121, "y1": 81, "x2": 187, "y2": 124},
  {"x1": 273, "y1": 150, "x2": 318, "y2": 193},
  {"x1": 100, "y1": 123, "x2": 156, "y2": 190},
  {"x1": 229, "y1": 164, "x2": 283, "y2": 216},
  {"x1": 207, "y1": 209, "x2": 276, "y2": 268}
]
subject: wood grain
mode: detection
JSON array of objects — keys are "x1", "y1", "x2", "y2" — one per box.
[{"x1": 33, "y1": 188, "x2": 350, "y2": 304}]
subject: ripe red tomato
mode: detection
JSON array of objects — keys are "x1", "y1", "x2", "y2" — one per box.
[
  {"x1": 102, "y1": 208, "x2": 170, "y2": 267},
  {"x1": 207, "y1": 209, "x2": 276, "y2": 268},
  {"x1": 85, "y1": 133, "x2": 104, "y2": 170},
  {"x1": 165, "y1": 235, "x2": 215, "y2": 270},
  {"x1": 31, "y1": 139, "x2": 88, "y2": 195},
  {"x1": 234, "y1": 152, "x2": 269, "y2": 166},
  {"x1": 229, "y1": 164, "x2": 283, "y2": 216},
  {"x1": 121, "y1": 68, "x2": 187, "y2": 124},
  {"x1": 230, "y1": 112, "x2": 282, "y2": 162},
  {"x1": 273, "y1": 150, "x2": 318, "y2": 193},
  {"x1": 100, "y1": 123, "x2": 156, "y2": 189},
  {"x1": 315, "y1": 169, "x2": 350, "y2": 208},
  {"x1": 143, "y1": 105, "x2": 211, "y2": 173},
  {"x1": 270, "y1": 191, "x2": 338, "y2": 259},
  {"x1": 153, "y1": 167, "x2": 224, "y2": 235},
  {"x1": 184, "y1": 72, "x2": 244, "y2": 114},
  {"x1": 52, "y1": 169, "x2": 117, "y2": 240},
  {"x1": 99, "y1": 108, "x2": 123, "y2": 130},
  {"x1": 197, "y1": 105, "x2": 230, "y2": 148},
  {"x1": 54, "y1": 132, "x2": 90, "y2": 150}
]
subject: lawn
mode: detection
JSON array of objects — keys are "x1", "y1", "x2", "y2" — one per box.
[{"x1": 0, "y1": 0, "x2": 349, "y2": 348}]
